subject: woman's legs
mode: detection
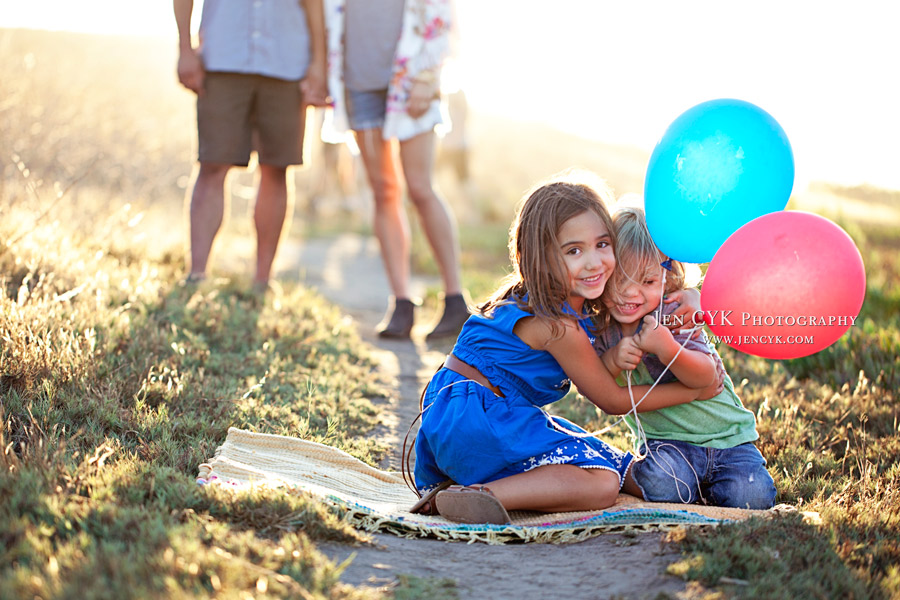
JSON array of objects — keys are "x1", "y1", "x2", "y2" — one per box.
[
  {"x1": 352, "y1": 125, "x2": 467, "y2": 337},
  {"x1": 399, "y1": 131, "x2": 469, "y2": 338},
  {"x1": 484, "y1": 464, "x2": 623, "y2": 513},
  {"x1": 398, "y1": 131, "x2": 463, "y2": 296},
  {"x1": 355, "y1": 128, "x2": 411, "y2": 301}
]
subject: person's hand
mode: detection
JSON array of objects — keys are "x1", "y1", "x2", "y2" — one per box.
[
  {"x1": 177, "y1": 48, "x2": 205, "y2": 95},
  {"x1": 300, "y1": 61, "x2": 329, "y2": 107},
  {"x1": 663, "y1": 288, "x2": 704, "y2": 338},
  {"x1": 693, "y1": 355, "x2": 726, "y2": 399},
  {"x1": 712, "y1": 355, "x2": 727, "y2": 394},
  {"x1": 609, "y1": 336, "x2": 643, "y2": 372},
  {"x1": 696, "y1": 372, "x2": 725, "y2": 400},
  {"x1": 633, "y1": 314, "x2": 676, "y2": 356},
  {"x1": 407, "y1": 77, "x2": 436, "y2": 118}
]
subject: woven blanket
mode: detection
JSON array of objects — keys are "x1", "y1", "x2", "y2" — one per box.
[{"x1": 198, "y1": 427, "x2": 785, "y2": 544}]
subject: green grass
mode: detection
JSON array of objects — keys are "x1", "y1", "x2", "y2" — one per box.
[
  {"x1": 392, "y1": 575, "x2": 458, "y2": 600},
  {"x1": 3, "y1": 27, "x2": 900, "y2": 600}
]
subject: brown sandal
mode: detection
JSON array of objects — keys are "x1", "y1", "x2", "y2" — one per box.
[
  {"x1": 435, "y1": 485, "x2": 511, "y2": 525},
  {"x1": 409, "y1": 480, "x2": 454, "y2": 515}
]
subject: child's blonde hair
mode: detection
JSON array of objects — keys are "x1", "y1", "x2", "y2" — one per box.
[
  {"x1": 480, "y1": 172, "x2": 617, "y2": 331},
  {"x1": 606, "y1": 206, "x2": 685, "y2": 305}
]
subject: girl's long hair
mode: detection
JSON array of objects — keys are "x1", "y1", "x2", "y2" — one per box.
[{"x1": 480, "y1": 174, "x2": 616, "y2": 333}]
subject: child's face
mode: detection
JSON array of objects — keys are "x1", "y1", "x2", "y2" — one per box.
[
  {"x1": 603, "y1": 264, "x2": 664, "y2": 327},
  {"x1": 557, "y1": 210, "x2": 615, "y2": 306}
]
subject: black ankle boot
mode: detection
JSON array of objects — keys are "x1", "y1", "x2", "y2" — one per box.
[
  {"x1": 377, "y1": 297, "x2": 415, "y2": 339},
  {"x1": 426, "y1": 294, "x2": 470, "y2": 340}
]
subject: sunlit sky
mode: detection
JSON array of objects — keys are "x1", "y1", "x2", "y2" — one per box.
[{"x1": 6, "y1": 0, "x2": 900, "y2": 190}]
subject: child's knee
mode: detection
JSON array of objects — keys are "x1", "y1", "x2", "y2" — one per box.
[
  {"x1": 711, "y1": 466, "x2": 776, "y2": 509},
  {"x1": 584, "y1": 468, "x2": 621, "y2": 509},
  {"x1": 739, "y1": 469, "x2": 777, "y2": 509},
  {"x1": 632, "y1": 458, "x2": 701, "y2": 504}
]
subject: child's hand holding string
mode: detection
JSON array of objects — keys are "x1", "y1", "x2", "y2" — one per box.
[
  {"x1": 603, "y1": 336, "x2": 643, "y2": 376},
  {"x1": 634, "y1": 314, "x2": 678, "y2": 357}
]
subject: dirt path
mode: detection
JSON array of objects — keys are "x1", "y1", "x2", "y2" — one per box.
[{"x1": 279, "y1": 234, "x2": 692, "y2": 600}]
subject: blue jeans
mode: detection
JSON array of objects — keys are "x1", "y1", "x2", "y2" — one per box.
[
  {"x1": 631, "y1": 440, "x2": 776, "y2": 509},
  {"x1": 345, "y1": 89, "x2": 388, "y2": 131}
]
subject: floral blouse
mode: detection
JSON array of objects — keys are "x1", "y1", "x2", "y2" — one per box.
[{"x1": 322, "y1": 0, "x2": 451, "y2": 143}]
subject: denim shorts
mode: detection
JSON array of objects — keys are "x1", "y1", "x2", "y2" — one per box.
[
  {"x1": 631, "y1": 439, "x2": 776, "y2": 510},
  {"x1": 345, "y1": 88, "x2": 388, "y2": 131}
]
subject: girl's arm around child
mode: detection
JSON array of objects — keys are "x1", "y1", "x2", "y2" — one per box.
[
  {"x1": 515, "y1": 314, "x2": 721, "y2": 416},
  {"x1": 603, "y1": 314, "x2": 718, "y2": 389}
]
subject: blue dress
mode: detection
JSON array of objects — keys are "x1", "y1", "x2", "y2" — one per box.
[{"x1": 414, "y1": 301, "x2": 633, "y2": 493}]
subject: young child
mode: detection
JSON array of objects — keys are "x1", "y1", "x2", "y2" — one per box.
[
  {"x1": 595, "y1": 206, "x2": 776, "y2": 509},
  {"x1": 409, "y1": 175, "x2": 721, "y2": 524}
]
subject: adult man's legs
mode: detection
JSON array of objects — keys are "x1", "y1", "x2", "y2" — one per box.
[
  {"x1": 254, "y1": 164, "x2": 290, "y2": 286},
  {"x1": 187, "y1": 162, "x2": 230, "y2": 280},
  {"x1": 190, "y1": 71, "x2": 252, "y2": 281},
  {"x1": 253, "y1": 75, "x2": 304, "y2": 288}
]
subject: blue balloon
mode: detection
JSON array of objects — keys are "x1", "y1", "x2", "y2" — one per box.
[{"x1": 644, "y1": 98, "x2": 794, "y2": 263}]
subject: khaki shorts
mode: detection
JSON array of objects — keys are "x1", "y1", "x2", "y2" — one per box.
[{"x1": 197, "y1": 72, "x2": 306, "y2": 167}]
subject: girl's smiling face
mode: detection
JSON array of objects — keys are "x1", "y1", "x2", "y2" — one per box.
[{"x1": 557, "y1": 210, "x2": 616, "y2": 310}]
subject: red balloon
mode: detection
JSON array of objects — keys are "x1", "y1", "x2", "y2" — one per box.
[{"x1": 701, "y1": 211, "x2": 866, "y2": 359}]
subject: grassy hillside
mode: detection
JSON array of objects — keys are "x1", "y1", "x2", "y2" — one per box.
[{"x1": 3, "y1": 28, "x2": 900, "y2": 599}]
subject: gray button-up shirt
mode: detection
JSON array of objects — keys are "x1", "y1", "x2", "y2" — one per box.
[{"x1": 199, "y1": 0, "x2": 311, "y2": 81}]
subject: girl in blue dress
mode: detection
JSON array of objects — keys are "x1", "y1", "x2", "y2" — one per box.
[{"x1": 411, "y1": 175, "x2": 720, "y2": 524}]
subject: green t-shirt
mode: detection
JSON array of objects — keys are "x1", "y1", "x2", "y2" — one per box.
[{"x1": 620, "y1": 362, "x2": 759, "y2": 452}]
